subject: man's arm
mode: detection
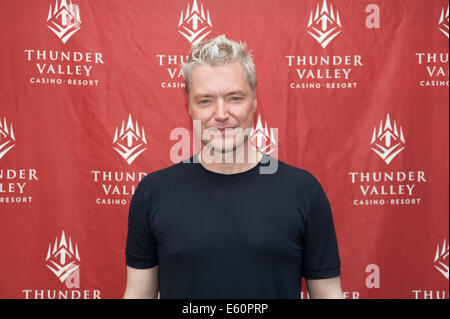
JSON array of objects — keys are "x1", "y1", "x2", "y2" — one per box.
[
  {"x1": 306, "y1": 276, "x2": 344, "y2": 299},
  {"x1": 123, "y1": 265, "x2": 159, "y2": 299}
]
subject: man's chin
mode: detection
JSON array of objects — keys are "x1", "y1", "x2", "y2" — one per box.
[
  {"x1": 201, "y1": 139, "x2": 245, "y2": 154},
  {"x1": 201, "y1": 134, "x2": 249, "y2": 154},
  {"x1": 202, "y1": 143, "x2": 236, "y2": 154}
]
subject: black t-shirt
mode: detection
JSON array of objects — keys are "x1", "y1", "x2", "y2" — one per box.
[{"x1": 125, "y1": 153, "x2": 341, "y2": 299}]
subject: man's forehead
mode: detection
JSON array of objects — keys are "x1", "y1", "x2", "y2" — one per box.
[
  {"x1": 191, "y1": 62, "x2": 246, "y2": 79},
  {"x1": 189, "y1": 62, "x2": 251, "y2": 96}
]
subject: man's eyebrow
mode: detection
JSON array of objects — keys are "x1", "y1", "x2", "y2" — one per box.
[
  {"x1": 192, "y1": 91, "x2": 246, "y2": 99},
  {"x1": 192, "y1": 93, "x2": 214, "y2": 99},
  {"x1": 225, "y1": 91, "x2": 246, "y2": 96}
]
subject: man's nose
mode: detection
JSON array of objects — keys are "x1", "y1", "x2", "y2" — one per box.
[{"x1": 213, "y1": 98, "x2": 229, "y2": 121}]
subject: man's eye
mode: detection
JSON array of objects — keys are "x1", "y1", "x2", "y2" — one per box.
[
  {"x1": 199, "y1": 100, "x2": 209, "y2": 104},
  {"x1": 231, "y1": 97, "x2": 241, "y2": 101}
]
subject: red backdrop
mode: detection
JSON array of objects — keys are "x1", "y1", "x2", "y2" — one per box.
[{"x1": 0, "y1": 0, "x2": 448, "y2": 299}]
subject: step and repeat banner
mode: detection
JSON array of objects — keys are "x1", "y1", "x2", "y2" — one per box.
[{"x1": 0, "y1": 0, "x2": 448, "y2": 299}]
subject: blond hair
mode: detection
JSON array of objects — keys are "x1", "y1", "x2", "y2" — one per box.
[{"x1": 182, "y1": 35, "x2": 257, "y2": 95}]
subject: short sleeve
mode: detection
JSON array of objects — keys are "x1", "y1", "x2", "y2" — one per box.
[
  {"x1": 125, "y1": 182, "x2": 158, "y2": 269},
  {"x1": 300, "y1": 183, "x2": 341, "y2": 279}
]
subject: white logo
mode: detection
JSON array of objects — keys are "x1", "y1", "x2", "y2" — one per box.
[
  {"x1": 47, "y1": 0, "x2": 81, "y2": 44},
  {"x1": 370, "y1": 114, "x2": 406, "y2": 165},
  {"x1": 250, "y1": 115, "x2": 277, "y2": 155},
  {"x1": 178, "y1": 0, "x2": 212, "y2": 45},
  {"x1": 438, "y1": 5, "x2": 449, "y2": 38},
  {"x1": 434, "y1": 239, "x2": 449, "y2": 280},
  {"x1": 113, "y1": 114, "x2": 148, "y2": 165},
  {"x1": 0, "y1": 117, "x2": 15, "y2": 160},
  {"x1": 307, "y1": 0, "x2": 342, "y2": 48},
  {"x1": 45, "y1": 231, "x2": 80, "y2": 288}
]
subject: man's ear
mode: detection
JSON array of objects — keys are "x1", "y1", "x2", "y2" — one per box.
[
  {"x1": 186, "y1": 95, "x2": 192, "y2": 116},
  {"x1": 253, "y1": 97, "x2": 258, "y2": 112}
]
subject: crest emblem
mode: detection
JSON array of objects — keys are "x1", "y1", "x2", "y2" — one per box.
[
  {"x1": 434, "y1": 239, "x2": 449, "y2": 280},
  {"x1": 250, "y1": 115, "x2": 277, "y2": 155},
  {"x1": 45, "y1": 231, "x2": 80, "y2": 288},
  {"x1": 113, "y1": 114, "x2": 148, "y2": 165},
  {"x1": 370, "y1": 114, "x2": 406, "y2": 165},
  {"x1": 438, "y1": 5, "x2": 449, "y2": 38},
  {"x1": 307, "y1": 0, "x2": 342, "y2": 48},
  {"x1": 47, "y1": 0, "x2": 81, "y2": 44},
  {"x1": 0, "y1": 117, "x2": 15, "y2": 160},
  {"x1": 178, "y1": 0, "x2": 212, "y2": 45}
]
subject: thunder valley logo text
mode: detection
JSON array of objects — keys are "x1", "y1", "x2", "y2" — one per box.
[
  {"x1": 156, "y1": 0, "x2": 213, "y2": 89},
  {"x1": 0, "y1": 116, "x2": 39, "y2": 204},
  {"x1": 414, "y1": 6, "x2": 449, "y2": 88},
  {"x1": 90, "y1": 115, "x2": 148, "y2": 206},
  {"x1": 286, "y1": 0, "x2": 364, "y2": 89},
  {"x1": 22, "y1": 231, "x2": 101, "y2": 299},
  {"x1": 348, "y1": 114, "x2": 427, "y2": 207},
  {"x1": 411, "y1": 238, "x2": 449, "y2": 299},
  {"x1": 24, "y1": 1, "x2": 105, "y2": 87}
]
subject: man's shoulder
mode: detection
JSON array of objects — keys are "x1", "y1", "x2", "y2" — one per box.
[
  {"x1": 273, "y1": 157, "x2": 319, "y2": 181},
  {"x1": 271, "y1": 157, "x2": 322, "y2": 190}
]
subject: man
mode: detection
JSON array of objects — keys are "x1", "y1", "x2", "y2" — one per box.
[{"x1": 123, "y1": 35, "x2": 343, "y2": 299}]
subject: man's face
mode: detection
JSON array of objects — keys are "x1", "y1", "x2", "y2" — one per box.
[{"x1": 188, "y1": 61, "x2": 256, "y2": 154}]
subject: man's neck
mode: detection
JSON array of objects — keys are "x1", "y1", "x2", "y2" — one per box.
[{"x1": 197, "y1": 145, "x2": 264, "y2": 175}]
